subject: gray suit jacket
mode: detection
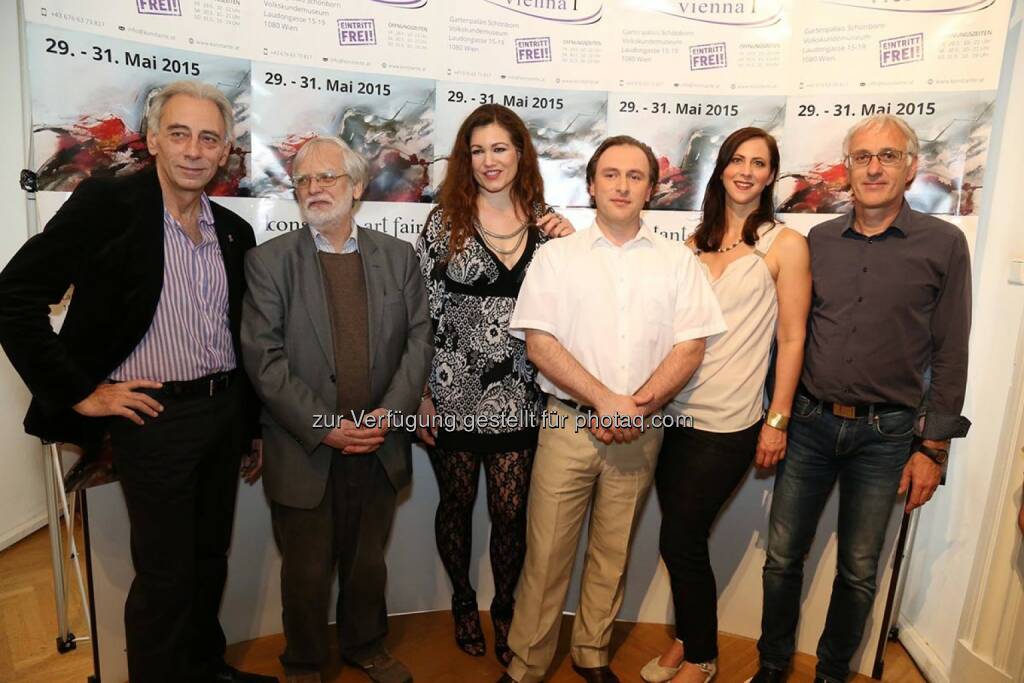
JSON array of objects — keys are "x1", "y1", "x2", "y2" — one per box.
[{"x1": 241, "y1": 226, "x2": 433, "y2": 509}]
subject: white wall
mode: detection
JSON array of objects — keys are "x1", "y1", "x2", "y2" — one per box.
[
  {"x1": 898, "y1": 3, "x2": 1024, "y2": 681},
  {"x1": 0, "y1": 1, "x2": 49, "y2": 551}
]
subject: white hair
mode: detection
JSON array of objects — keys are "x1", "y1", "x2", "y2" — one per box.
[
  {"x1": 291, "y1": 136, "x2": 370, "y2": 188},
  {"x1": 842, "y1": 114, "x2": 920, "y2": 158},
  {"x1": 146, "y1": 80, "x2": 234, "y2": 140}
]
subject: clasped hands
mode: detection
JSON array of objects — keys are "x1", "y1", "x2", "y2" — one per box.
[
  {"x1": 323, "y1": 407, "x2": 390, "y2": 455},
  {"x1": 588, "y1": 390, "x2": 654, "y2": 445}
]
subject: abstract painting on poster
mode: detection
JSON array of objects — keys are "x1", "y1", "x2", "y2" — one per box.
[
  {"x1": 26, "y1": 24, "x2": 252, "y2": 195},
  {"x1": 249, "y1": 61, "x2": 435, "y2": 202},
  {"x1": 778, "y1": 91, "x2": 995, "y2": 215}
]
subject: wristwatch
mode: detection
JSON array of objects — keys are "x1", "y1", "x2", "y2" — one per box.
[{"x1": 916, "y1": 443, "x2": 949, "y2": 465}]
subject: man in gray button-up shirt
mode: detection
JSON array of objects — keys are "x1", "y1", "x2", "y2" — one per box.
[{"x1": 748, "y1": 114, "x2": 971, "y2": 683}]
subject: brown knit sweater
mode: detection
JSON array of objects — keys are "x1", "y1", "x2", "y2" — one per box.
[{"x1": 319, "y1": 252, "x2": 371, "y2": 418}]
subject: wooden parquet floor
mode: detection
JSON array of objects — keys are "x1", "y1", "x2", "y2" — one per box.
[
  {"x1": 0, "y1": 527, "x2": 926, "y2": 683},
  {"x1": 0, "y1": 523, "x2": 93, "y2": 683}
]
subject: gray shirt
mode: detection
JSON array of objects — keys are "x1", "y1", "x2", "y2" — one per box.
[{"x1": 802, "y1": 201, "x2": 971, "y2": 440}]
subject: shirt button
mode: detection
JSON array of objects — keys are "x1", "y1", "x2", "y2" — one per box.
[
  {"x1": 846, "y1": 358, "x2": 853, "y2": 363},
  {"x1": 857, "y1": 296, "x2": 863, "y2": 303},
  {"x1": 852, "y1": 326, "x2": 857, "y2": 332},
  {"x1": 862, "y1": 267, "x2": 868, "y2": 273}
]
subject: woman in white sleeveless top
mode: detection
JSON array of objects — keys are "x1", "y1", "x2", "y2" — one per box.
[{"x1": 641, "y1": 128, "x2": 811, "y2": 683}]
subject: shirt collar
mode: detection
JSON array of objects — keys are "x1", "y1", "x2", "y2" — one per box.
[
  {"x1": 842, "y1": 200, "x2": 913, "y2": 241},
  {"x1": 310, "y1": 224, "x2": 360, "y2": 254},
  {"x1": 164, "y1": 194, "x2": 217, "y2": 244},
  {"x1": 198, "y1": 194, "x2": 215, "y2": 228},
  {"x1": 588, "y1": 219, "x2": 655, "y2": 248}
]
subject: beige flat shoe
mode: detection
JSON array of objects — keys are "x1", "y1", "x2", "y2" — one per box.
[{"x1": 640, "y1": 655, "x2": 681, "y2": 682}]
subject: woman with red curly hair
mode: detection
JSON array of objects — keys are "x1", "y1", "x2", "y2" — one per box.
[{"x1": 415, "y1": 104, "x2": 572, "y2": 667}]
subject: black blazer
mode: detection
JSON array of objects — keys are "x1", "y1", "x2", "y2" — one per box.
[{"x1": 0, "y1": 169, "x2": 258, "y2": 448}]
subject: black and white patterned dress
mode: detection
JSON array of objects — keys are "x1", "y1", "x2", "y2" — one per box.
[{"x1": 415, "y1": 205, "x2": 551, "y2": 452}]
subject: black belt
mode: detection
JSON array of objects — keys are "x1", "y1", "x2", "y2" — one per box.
[
  {"x1": 554, "y1": 397, "x2": 596, "y2": 414},
  {"x1": 155, "y1": 370, "x2": 236, "y2": 398}
]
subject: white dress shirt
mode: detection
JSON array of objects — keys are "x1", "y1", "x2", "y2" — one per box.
[
  {"x1": 509, "y1": 221, "x2": 726, "y2": 399},
  {"x1": 310, "y1": 224, "x2": 359, "y2": 254}
]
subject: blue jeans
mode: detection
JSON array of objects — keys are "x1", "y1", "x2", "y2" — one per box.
[{"x1": 757, "y1": 391, "x2": 914, "y2": 683}]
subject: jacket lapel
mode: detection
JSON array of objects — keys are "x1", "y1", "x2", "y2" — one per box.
[
  {"x1": 211, "y1": 204, "x2": 242, "y2": 328},
  {"x1": 127, "y1": 171, "x2": 165, "y2": 333},
  {"x1": 298, "y1": 229, "x2": 336, "y2": 370},
  {"x1": 358, "y1": 228, "x2": 383, "y2": 374}
]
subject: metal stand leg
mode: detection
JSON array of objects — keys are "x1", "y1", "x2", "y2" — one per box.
[
  {"x1": 42, "y1": 442, "x2": 76, "y2": 653},
  {"x1": 82, "y1": 491, "x2": 101, "y2": 683},
  {"x1": 872, "y1": 510, "x2": 917, "y2": 679}
]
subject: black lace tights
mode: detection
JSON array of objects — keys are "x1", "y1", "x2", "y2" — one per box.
[{"x1": 428, "y1": 446, "x2": 535, "y2": 609}]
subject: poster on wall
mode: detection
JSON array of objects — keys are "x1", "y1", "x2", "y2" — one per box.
[
  {"x1": 439, "y1": 0, "x2": 613, "y2": 90},
  {"x1": 26, "y1": 23, "x2": 252, "y2": 194},
  {"x1": 605, "y1": 0, "x2": 792, "y2": 94},
  {"x1": 250, "y1": 195, "x2": 434, "y2": 245},
  {"x1": 23, "y1": 0, "x2": 252, "y2": 58},
  {"x1": 607, "y1": 93, "x2": 786, "y2": 210},
  {"x1": 253, "y1": 0, "x2": 441, "y2": 79},
  {"x1": 433, "y1": 82, "x2": 607, "y2": 206},
  {"x1": 21, "y1": 0, "x2": 1014, "y2": 230},
  {"x1": 790, "y1": 0, "x2": 1013, "y2": 94},
  {"x1": 778, "y1": 90, "x2": 996, "y2": 215},
  {"x1": 249, "y1": 61, "x2": 435, "y2": 202}
]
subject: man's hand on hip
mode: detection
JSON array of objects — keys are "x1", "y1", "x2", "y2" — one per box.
[
  {"x1": 72, "y1": 380, "x2": 164, "y2": 425},
  {"x1": 898, "y1": 451, "x2": 943, "y2": 512}
]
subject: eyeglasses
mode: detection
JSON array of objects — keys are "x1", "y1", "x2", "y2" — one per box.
[
  {"x1": 844, "y1": 149, "x2": 911, "y2": 167},
  {"x1": 291, "y1": 170, "x2": 349, "y2": 189}
]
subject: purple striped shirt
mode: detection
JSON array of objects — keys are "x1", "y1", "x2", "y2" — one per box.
[{"x1": 110, "y1": 195, "x2": 236, "y2": 382}]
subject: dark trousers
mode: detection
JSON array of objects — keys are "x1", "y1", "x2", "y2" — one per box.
[
  {"x1": 655, "y1": 422, "x2": 760, "y2": 663},
  {"x1": 270, "y1": 453, "x2": 396, "y2": 674},
  {"x1": 757, "y1": 391, "x2": 914, "y2": 683},
  {"x1": 108, "y1": 382, "x2": 245, "y2": 683}
]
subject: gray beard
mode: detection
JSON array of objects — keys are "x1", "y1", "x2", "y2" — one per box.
[{"x1": 301, "y1": 202, "x2": 348, "y2": 229}]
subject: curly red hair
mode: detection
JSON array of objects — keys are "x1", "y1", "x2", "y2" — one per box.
[{"x1": 436, "y1": 104, "x2": 546, "y2": 256}]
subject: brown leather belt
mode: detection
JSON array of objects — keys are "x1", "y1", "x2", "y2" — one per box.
[{"x1": 822, "y1": 400, "x2": 907, "y2": 419}]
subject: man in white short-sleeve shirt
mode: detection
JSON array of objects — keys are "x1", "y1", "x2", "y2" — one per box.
[{"x1": 499, "y1": 136, "x2": 725, "y2": 683}]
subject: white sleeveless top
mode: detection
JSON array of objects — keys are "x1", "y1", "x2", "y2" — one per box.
[{"x1": 666, "y1": 223, "x2": 782, "y2": 432}]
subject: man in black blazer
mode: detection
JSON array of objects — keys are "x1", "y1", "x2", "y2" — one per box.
[{"x1": 0, "y1": 81, "x2": 275, "y2": 683}]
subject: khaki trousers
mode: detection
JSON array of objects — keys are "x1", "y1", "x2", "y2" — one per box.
[{"x1": 507, "y1": 398, "x2": 663, "y2": 683}]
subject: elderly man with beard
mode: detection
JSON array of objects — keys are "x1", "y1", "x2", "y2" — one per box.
[{"x1": 241, "y1": 137, "x2": 432, "y2": 683}]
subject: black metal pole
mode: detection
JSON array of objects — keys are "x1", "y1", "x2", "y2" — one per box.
[
  {"x1": 872, "y1": 510, "x2": 912, "y2": 679},
  {"x1": 81, "y1": 490, "x2": 101, "y2": 683}
]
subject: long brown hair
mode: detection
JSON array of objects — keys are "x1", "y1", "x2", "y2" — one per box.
[
  {"x1": 436, "y1": 104, "x2": 545, "y2": 256},
  {"x1": 693, "y1": 127, "x2": 779, "y2": 252}
]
